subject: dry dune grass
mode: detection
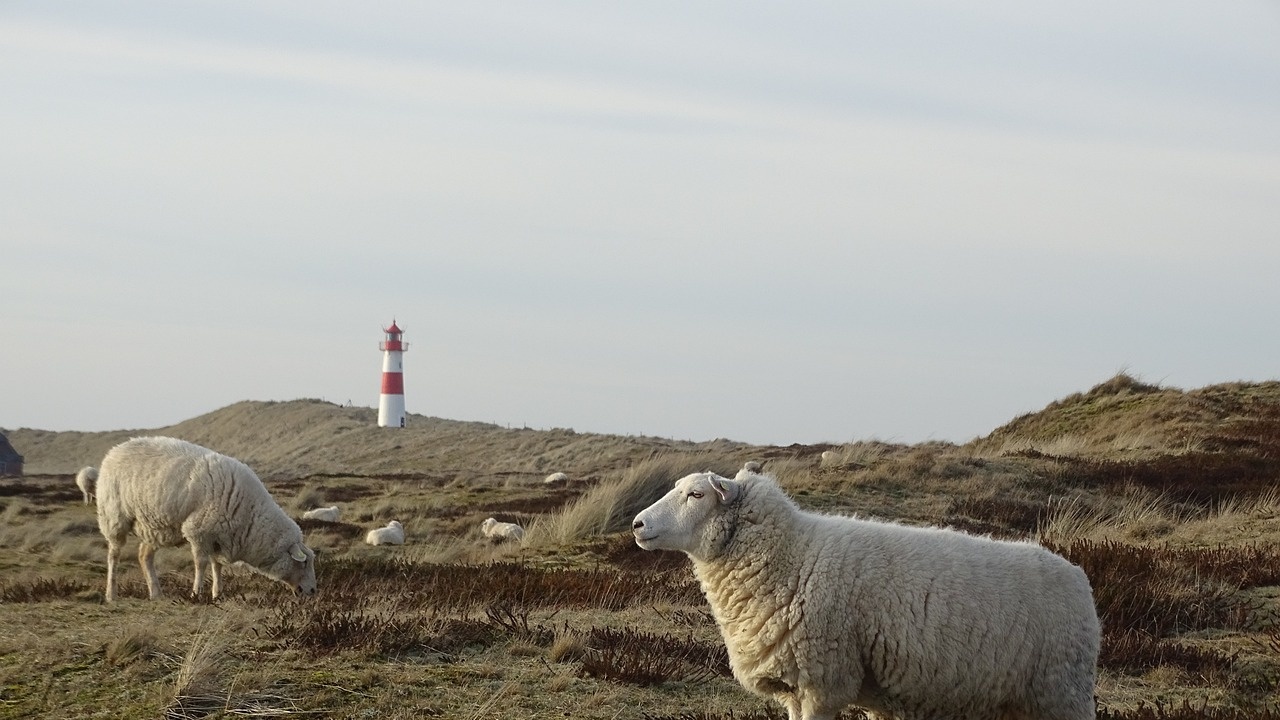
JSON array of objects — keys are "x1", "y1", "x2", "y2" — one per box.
[
  {"x1": 527, "y1": 452, "x2": 744, "y2": 548},
  {"x1": 4, "y1": 377, "x2": 1280, "y2": 717}
]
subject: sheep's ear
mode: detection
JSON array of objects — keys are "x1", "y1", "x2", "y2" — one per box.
[
  {"x1": 288, "y1": 543, "x2": 307, "y2": 562},
  {"x1": 710, "y1": 477, "x2": 740, "y2": 504}
]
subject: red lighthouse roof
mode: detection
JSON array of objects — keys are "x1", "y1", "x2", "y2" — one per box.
[{"x1": 384, "y1": 320, "x2": 402, "y2": 334}]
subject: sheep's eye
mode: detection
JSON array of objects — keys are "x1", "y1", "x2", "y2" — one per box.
[{"x1": 687, "y1": 491, "x2": 704, "y2": 499}]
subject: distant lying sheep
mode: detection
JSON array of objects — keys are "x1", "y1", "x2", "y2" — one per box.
[
  {"x1": 365, "y1": 520, "x2": 404, "y2": 546},
  {"x1": 96, "y1": 436, "x2": 317, "y2": 602},
  {"x1": 302, "y1": 506, "x2": 341, "y2": 522},
  {"x1": 75, "y1": 466, "x2": 98, "y2": 504},
  {"x1": 819, "y1": 450, "x2": 836, "y2": 464},
  {"x1": 735, "y1": 461, "x2": 762, "y2": 480},
  {"x1": 543, "y1": 471, "x2": 569, "y2": 485},
  {"x1": 633, "y1": 470, "x2": 1099, "y2": 720},
  {"x1": 480, "y1": 517, "x2": 525, "y2": 542}
]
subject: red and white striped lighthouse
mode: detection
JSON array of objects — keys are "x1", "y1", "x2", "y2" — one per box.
[{"x1": 377, "y1": 320, "x2": 409, "y2": 428}]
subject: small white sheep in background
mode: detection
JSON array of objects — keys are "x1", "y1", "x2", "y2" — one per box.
[
  {"x1": 735, "y1": 461, "x2": 762, "y2": 480},
  {"x1": 633, "y1": 470, "x2": 1099, "y2": 720},
  {"x1": 302, "y1": 506, "x2": 341, "y2": 522},
  {"x1": 819, "y1": 450, "x2": 836, "y2": 465},
  {"x1": 96, "y1": 436, "x2": 317, "y2": 602},
  {"x1": 543, "y1": 471, "x2": 569, "y2": 485},
  {"x1": 75, "y1": 466, "x2": 98, "y2": 504},
  {"x1": 365, "y1": 520, "x2": 404, "y2": 546},
  {"x1": 480, "y1": 517, "x2": 525, "y2": 542}
]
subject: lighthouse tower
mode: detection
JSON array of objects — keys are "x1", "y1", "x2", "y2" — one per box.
[{"x1": 377, "y1": 320, "x2": 409, "y2": 428}]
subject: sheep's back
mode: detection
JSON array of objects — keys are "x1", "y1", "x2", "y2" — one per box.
[{"x1": 97, "y1": 438, "x2": 272, "y2": 548}]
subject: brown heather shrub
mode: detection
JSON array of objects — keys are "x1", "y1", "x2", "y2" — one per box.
[
  {"x1": 946, "y1": 495, "x2": 1045, "y2": 537},
  {"x1": 309, "y1": 557, "x2": 702, "y2": 612},
  {"x1": 597, "y1": 532, "x2": 690, "y2": 572},
  {"x1": 0, "y1": 577, "x2": 92, "y2": 602},
  {"x1": 1163, "y1": 544, "x2": 1280, "y2": 588},
  {"x1": 643, "y1": 711, "x2": 868, "y2": 720},
  {"x1": 1096, "y1": 701, "x2": 1280, "y2": 720},
  {"x1": 579, "y1": 627, "x2": 730, "y2": 686},
  {"x1": 1054, "y1": 453, "x2": 1280, "y2": 506},
  {"x1": 1051, "y1": 540, "x2": 1257, "y2": 637},
  {"x1": 296, "y1": 517, "x2": 365, "y2": 540},
  {"x1": 0, "y1": 481, "x2": 83, "y2": 505},
  {"x1": 1101, "y1": 630, "x2": 1239, "y2": 684},
  {"x1": 261, "y1": 605, "x2": 502, "y2": 657},
  {"x1": 477, "y1": 489, "x2": 582, "y2": 515}
]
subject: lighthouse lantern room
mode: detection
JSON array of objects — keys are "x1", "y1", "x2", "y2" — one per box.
[{"x1": 377, "y1": 320, "x2": 409, "y2": 428}]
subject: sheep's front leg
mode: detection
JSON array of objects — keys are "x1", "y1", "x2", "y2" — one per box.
[
  {"x1": 209, "y1": 558, "x2": 223, "y2": 599},
  {"x1": 190, "y1": 544, "x2": 209, "y2": 598},
  {"x1": 138, "y1": 542, "x2": 162, "y2": 599},
  {"x1": 105, "y1": 539, "x2": 122, "y2": 602}
]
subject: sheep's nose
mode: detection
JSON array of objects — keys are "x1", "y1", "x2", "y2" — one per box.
[{"x1": 632, "y1": 519, "x2": 644, "y2": 530}]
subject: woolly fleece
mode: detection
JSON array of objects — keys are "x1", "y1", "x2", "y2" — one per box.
[
  {"x1": 96, "y1": 436, "x2": 316, "y2": 601},
  {"x1": 633, "y1": 471, "x2": 1099, "y2": 720}
]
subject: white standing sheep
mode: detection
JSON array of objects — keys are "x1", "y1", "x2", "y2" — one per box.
[
  {"x1": 365, "y1": 520, "x2": 405, "y2": 546},
  {"x1": 302, "y1": 506, "x2": 341, "y2": 522},
  {"x1": 480, "y1": 517, "x2": 525, "y2": 542},
  {"x1": 96, "y1": 436, "x2": 317, "y2": 602},
  {"x1": 75, "y1": 466, "x2": 98, "y2": 504},
  {"x1": 633, "y1": 470, "x2": 1100, "y2": 720}
]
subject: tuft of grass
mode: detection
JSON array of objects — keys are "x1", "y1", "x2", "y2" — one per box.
[
  {"x1": 166, "y1": 625, "x2": 230, "y2": 719},
  {"x1": 549, "y1": 631, "x2": 588, "y2": 664},
  {"x1": 290, "y1": 485, "x2": 326, "y2": 511},
  {"x1": 528, "y1": 453, "x2": 736, "y2": 546},
  {"x1": 106, "y1": 628, "x2": 160, "y2": 667}
]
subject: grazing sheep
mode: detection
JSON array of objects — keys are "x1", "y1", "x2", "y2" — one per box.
[
  {"x1": 96, "y1": 436, "x2": 317, "y2": 602},
  {"x1": 75, "y1": 466, "x2": 98, "y2": 504},
  {"x1": 543, "y1": 471, "x2": 569, "y2": 485},
  {"x1": 633, "y1": 471, "x2": 1099, "y2": 720},
  {"x1": 365, "y1": 520, "x2": 404, "y2": 546},
  {"x1": 302, "y1": 506, "x2": 341, "y2": 522},
  {"x1": 480, "y1": 517, "x2": 525, "y2": 542}
]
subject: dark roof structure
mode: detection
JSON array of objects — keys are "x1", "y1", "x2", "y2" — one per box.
[{"x1": 0, "y1": 432, "x2": 24, "y2": 476}]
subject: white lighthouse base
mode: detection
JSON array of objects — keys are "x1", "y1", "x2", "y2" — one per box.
[{"x1": 378, "y1": 394, "x2": 406, "y2": 428}]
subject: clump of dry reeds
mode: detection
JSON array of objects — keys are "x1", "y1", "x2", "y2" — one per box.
[{"x1": 527, "y1": 453, "x2": 737, "y2": 546}]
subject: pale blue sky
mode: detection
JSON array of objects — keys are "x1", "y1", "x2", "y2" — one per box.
[{"x1": 4, "y1": 2, "x2": 1279, "y2": 445}]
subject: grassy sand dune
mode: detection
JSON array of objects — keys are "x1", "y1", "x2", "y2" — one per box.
[{"x1": 3, "y1": 374, "x2": 1280, "y2": 718}]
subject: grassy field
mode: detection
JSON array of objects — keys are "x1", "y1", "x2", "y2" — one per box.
[{"x1": 3, "y1": 374, "x2": 1280, "y2": 719}]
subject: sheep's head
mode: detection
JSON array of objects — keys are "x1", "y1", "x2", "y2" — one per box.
[
  {"x1": 633, "y1": 472, "x2": 740, "y2": 561},
  {"x1": 261, "y1": 540, "x2": 317, "y2": 597}
]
